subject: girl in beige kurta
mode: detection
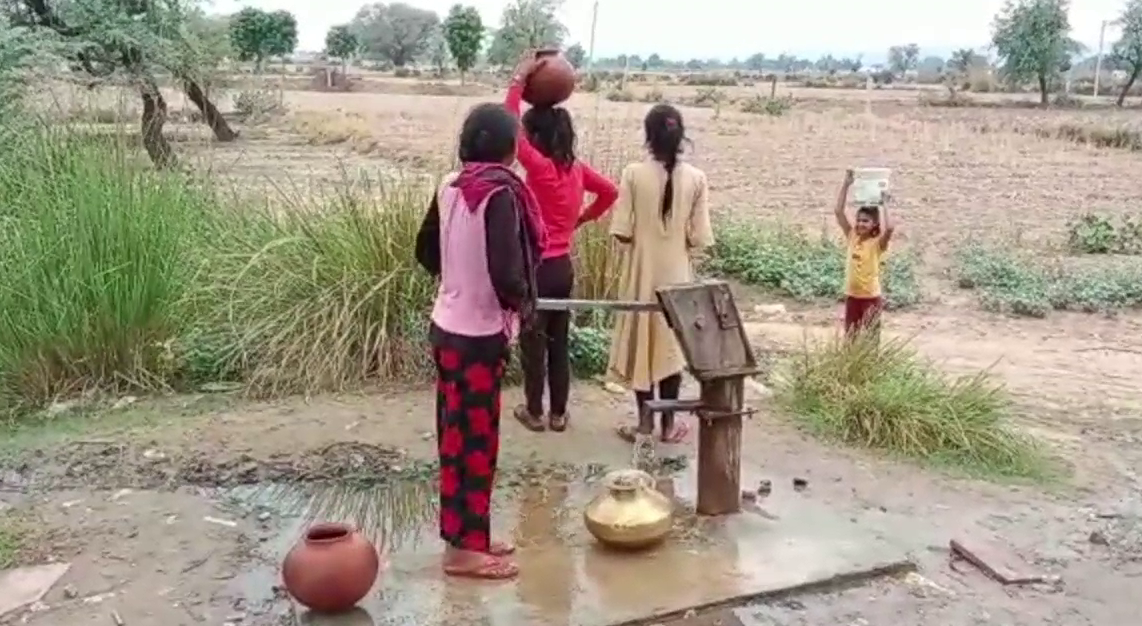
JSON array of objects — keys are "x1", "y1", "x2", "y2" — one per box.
[{"x1": 609, "y1": 104, "x2": 714, "y2": 444}]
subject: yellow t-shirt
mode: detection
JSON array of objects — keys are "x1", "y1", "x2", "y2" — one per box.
[{"x1": 844, "y1": 234, "x2": 883, "y2": 298}]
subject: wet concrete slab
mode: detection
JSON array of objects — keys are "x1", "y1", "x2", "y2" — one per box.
[{"x1": 230, "y1": 463, "x2": 911, "y2": 626}]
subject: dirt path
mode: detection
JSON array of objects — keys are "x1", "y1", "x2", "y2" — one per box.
[{"x1": 2, "y1": 304, "x2": 1141, "y2": 625}]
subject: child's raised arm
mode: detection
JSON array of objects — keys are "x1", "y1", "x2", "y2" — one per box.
[
  {"x1": 878, "y1": 193, "x2": 895, "y2": 251},
  {"x1": 834, "y1": 169, "x2": 853, "y2": 236}
]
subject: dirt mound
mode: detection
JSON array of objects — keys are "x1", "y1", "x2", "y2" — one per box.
[{"x1": 2, "y1": 441, "x2": 407, "y2": 490}]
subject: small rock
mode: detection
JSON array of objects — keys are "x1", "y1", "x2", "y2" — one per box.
[
  {"x1": 46, "y1": 401, "x2": 77, "y2": 416},
  {"x1": 200, "y1": 382, "x2": 243, "y2": 393},
  {"x1": 753, "y1": 303, "x2": 787, "y2": 316},
  {"x1": 742, "y1": 490, "x2": 757, "y2": 502},
  {"x1": 111, "y1": 395, "x2": 137, "y2": 410},
  {"x1": 792, "y1": 477, "x2": 808, "y2": 491},
  {"x1": 256, "y1": 511, "x2": 271, "y2": 522},
  {"x1": 142, "y1": 449, "x2": 166, "y2": 460},
  {"x1": 63, "y1": 584, "x2": 78, "y2": 599},
  {"x1": 1089, "y1": 530, "x2": 1109, "y2": 546},
  {"x1": 757, "y1": 479, "x2": 772, "y2": 496},
  {"x1": 603, "y1": 381, "x2": 626, "y2": 395},
  {"x1": 420, "y1": 431, "x2": 434, "y2": 440}
]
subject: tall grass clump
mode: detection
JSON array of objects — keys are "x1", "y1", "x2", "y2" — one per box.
[
  {"x1": 190, "y1": 177, "x2": 439, "y2": 396},
  {"x1": 706, "y1": 220, "x2": 921, "y2": 309},
  {"x1": 573, "y1": 221, "x2": 622, "y2": 303},
  {"x1": 776, "y1": 334, "x2": 1048, "y2": 479},
  {"x1": 0, "y1": 131, "x2": 213, "y2": 414}
]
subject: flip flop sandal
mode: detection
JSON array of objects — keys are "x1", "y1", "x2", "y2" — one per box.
[
  {"x1": 548, "y1": 413, "x2": 568, "y2": 432},
  {"x1": 513, "y1": 405, "x2": 545, "y2": 432},
  {"x1": 443, "y1": 555, "x2": 519, "y2": 580},
  {"x1": 660, "y1": 420, "x2": 691, "y2": 444},
  {"x1": 488, "y1": 540, "x2": 515, "y2": 556}
]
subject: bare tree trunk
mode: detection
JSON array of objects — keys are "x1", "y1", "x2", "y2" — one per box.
[
  {"x1": 181, "y1": 78, "x2": 238, "y2": 142},
  {"x1": 1117, "y1": 66, "x2": 1141, "y2": 107},
  {"x1": 139, "y1": 78, "x2": 175, "y2": 169},
  {"x1": 1038, "y1": 74, "x2": 1049, "y2": 105}
]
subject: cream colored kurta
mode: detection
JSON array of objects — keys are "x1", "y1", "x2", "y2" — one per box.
[{"x1": 606, "y1": 160, "x2": 714, "y2": 392}]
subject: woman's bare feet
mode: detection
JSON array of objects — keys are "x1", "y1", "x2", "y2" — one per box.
[
  {"x1": 488, "y1": 540, "x2": 515, "y2": 556},
  {"x1": 442, "y1": 546, "x2": 519, "y2": 580},
  {"x1": 660, "y1": 420, "x2": 690, "y2": 444}
]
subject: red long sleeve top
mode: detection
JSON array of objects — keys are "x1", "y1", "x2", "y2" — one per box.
[{"x1": 505, "y1": 81, "x2": 619, "y2": 259}]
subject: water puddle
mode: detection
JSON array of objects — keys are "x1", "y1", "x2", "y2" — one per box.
[{"x1": 222, "y1": 465, "x2": 907, "y2": 626}]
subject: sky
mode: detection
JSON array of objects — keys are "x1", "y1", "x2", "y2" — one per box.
[{"x1": 210, "y1": 0, "x2": 1127, "y2": 61}]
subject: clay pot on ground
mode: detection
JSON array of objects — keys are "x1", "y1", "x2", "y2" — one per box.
[{"x1": 281, "y1": 523, "x2": 380, "y2": 613}]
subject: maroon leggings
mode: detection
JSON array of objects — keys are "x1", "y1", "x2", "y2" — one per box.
[{"x1": 844, "y1": 296, "x2": 883, "y2": 337}]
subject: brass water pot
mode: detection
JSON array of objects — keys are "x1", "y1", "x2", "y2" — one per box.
[{"x1": 583, "y1": 469, "x2": 673, "y2": 550}]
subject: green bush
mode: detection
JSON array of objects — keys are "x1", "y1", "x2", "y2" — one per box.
[
  {"x1": 705, "y1": 221, "x2": 921, "y2": 309},
  {"x1": 952, "y1": 242, "x2": 1142, "y2": 317},
  {"x1": 568, "y1": 324, "x2": 609, "y2": 378},
  {"x1": 777, "y1": 334, "x2": 1048, "y2": 479},
  {"x1": 1066, "y1": 213, "x2": 1142, "y2": 255}
]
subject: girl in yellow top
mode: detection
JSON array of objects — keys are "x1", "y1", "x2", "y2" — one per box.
[{"x1": 835, "y1": 169, "x2": 895, "y2": 337}]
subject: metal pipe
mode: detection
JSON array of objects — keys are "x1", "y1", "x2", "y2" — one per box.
[{"x1": 536, "y1": 298, "x2": 661, "y2": 312}]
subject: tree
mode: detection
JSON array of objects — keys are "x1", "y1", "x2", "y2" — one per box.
[
  {"x1": 840, "y1": 55, "x2": 863, "y2": 72},
  {"x1": 887, "y1": 43, "x2": 920, "y2": 77},
  {"x1": 948, "y1": 48, "x2": 978, "y2": 75},
  {"x1": 745, "y1": 52, "x2": 765, "y2": 71},
  {"x1": 1112, "y1": 0, "x2": 1142, "y2": 106},
  {"x1": 991, "y1": 0, "x2": 1082, "y2": 104},
  {"x1": 564, "y1": 41, "x2": 585, "y2": 69},
  {"x1": 5, "y1": 0, "x2": 239, "y2": 164},
  {"x1": 229, "y1": 8, "x2": 297, "y2": 71},
  {"x1": 324, "y1": 24, "x2": 358, "y2": 69},
  {"x1": 443, "y1": 4, "x2": 482, "y2": 82},
  {"x1": 645, "y1": 53, "x2": 663, "y2": 68},
  {"x1": 486, "y1": 0, "x2": 566, "y2": 67},
  {"x1": 815, "y1": 54, "x2": 838, "y2": 73},
  {"x1": 428, "y1": 26, "x2": 449, "y2": 75},
  {"x1": 352, "y1": 2, "x2": 440, "y2": 68}
]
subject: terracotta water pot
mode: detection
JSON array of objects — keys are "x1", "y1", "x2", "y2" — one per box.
[
  {"x1": 281, "y1": 523, "x2": 380, "y2": 613},
  {"x1": 522, "y1": 47, "x2": 576, "y2": 107}
]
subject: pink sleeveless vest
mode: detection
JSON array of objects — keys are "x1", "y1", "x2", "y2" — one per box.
[{"x1": 430, "y1": 178, "x2": 519, "y2": 340}]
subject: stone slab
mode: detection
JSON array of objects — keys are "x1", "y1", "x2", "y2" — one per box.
[{"x1": 233, "y1": 465, "x2": 911, "y2": 626}]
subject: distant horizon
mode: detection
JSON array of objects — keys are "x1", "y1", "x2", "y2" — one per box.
[
  {"x1": 213, "y1": 0, "x2": 1118, "y2": 63},
  {"x1": 284, "y1": 42, "x2": 1112, "y2": 67}
]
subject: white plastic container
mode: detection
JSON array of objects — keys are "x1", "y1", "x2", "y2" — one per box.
[{"x1": 851, "y1": 167, "x2": 891, "y2": 206}]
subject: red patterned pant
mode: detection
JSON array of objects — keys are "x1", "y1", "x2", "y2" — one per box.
[{"x1": 431, "y1": 324, "x2": 506, "y2": 552}]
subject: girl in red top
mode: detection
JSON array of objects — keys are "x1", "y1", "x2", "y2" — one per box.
[{"x1": 507, "y1": 55, "x2": 619, "y2": 434}]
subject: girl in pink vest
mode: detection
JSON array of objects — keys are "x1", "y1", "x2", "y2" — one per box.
[{"x1": 415, "y1": 102, "x2": 545, "y2": 580}]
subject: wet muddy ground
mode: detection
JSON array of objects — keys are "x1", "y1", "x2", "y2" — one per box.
[{"x1": 2, "y1": 306, "x2": 1142, "y2": 625}]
